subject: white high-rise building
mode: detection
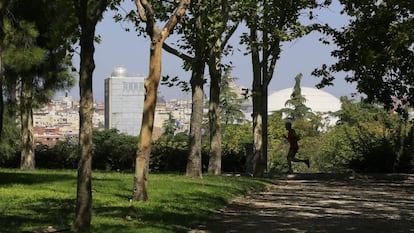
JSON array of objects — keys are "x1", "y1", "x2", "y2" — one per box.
[{"x1": 104, "y1": 66, "x2": 145, "y2": 136}]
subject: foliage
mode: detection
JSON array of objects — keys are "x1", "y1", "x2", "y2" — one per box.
[
  {"x1": 10, "y1": 129, "x2": 138, "y2": 171},
  {"x1": 315, "y1": 97, "x2": 412, "y2": 173},
  {"x1": 240, "y1": 0, "x2": 330, "y2": 176},
  {"x1": 35, "y1": 139, "x2": 78, "y2": 169},
  {"x1": 162, "y1": 113, "x2": 179, "y2": 136},
  {"x1": 220, "y1": 68, "x2": 247, "y2": 124},
  {"x1": 3, "y1": 19, "x2": 45, "y2": 73},
  {"x1": 283, "y1": 73, "x2": 313, "y2": 120},
  {"x1": 150, "y1": 123, "x2": 252, "y2": 173},
  {"x1": 267, "y1": 112, "x2": 322, "y2": 173},
  {"x1": 0, "y1": 105, "x2": 20, "y2": 167},
  {"x1": 3, "y1": 0, "x2": 76, "y2": 106},
  {"x1": 92, "y1": 129, "x2": 137, "y2": 171},
  {"x1": 2, "y1": 0, "x2": 77, "y2": 170},
  {"x1": 150, "y1": 132, "x2": 189, "y2": 172},
  {"x1": 314, "y1": 0, "x2": 414, "y2": 107},
  {"x1": 0, "y1": 169, "x2": 269, "y2": 233},
  {"x1": 266, "y1": 96, "x2": 413, "y2": 173},
  {"x1": 221, "y1": 123, "x2": 252, "y2": 172}
]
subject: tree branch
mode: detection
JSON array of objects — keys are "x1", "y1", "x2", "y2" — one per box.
[
  {"x1": 163, "y1": 43, "x2": 193, "y2": 62},
  {"x1": 221, "y1": 24, "x2": 238, "y2": 50},
  {"x1": 162, "y1": 0, "x2": 191, "y2": 41}
]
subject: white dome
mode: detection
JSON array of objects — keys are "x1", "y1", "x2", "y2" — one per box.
[
  {"x1": 268, "y1": 87, "x2": 341, "y2": 114},
  {"x1": 111, "y1": 66, "x2": 128, "y2": 77}
]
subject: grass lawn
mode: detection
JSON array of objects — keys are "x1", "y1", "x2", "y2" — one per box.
[{"x1": 0, "y1": 169, "x2": 269, "y2": 233}]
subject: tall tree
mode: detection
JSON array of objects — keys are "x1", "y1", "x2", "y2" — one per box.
[
  {"x1": 0, "y1": 1, "x2": 7, "y2": 142},
  {"x1": 72, "y1": 0, "x2": 116, "y2": 231},
  {"x1": 283, "y1": 73, "x2": 312, "y2": 120},
  {"x1": 220, "y1": 68, "x2": 246, "y2": 125},
  {"x1": 2, "y1": 1, "x2": 76, "y2": 170},
  {"x1": 314, "y1": 0, "x2": 414, "y2": 107},
  {"x1": 185, "y1": 3, "x2": 206, "y2": 178},
  {"x1": 162, "y1": 0, "x2": 240, "y2": 176},
  {"x1": 242, "y1": 0, "x2": 325, "y2": 176},
  {"x1": 2, "y1": 7, "x2": 44, "y2": 170},
  {"x1": 205, "y1": 0, "x2": 240, "y2": 175},
  {"x1": 160, "y1": 0, "x2": 208, "y2": 178},
  {"x1": 313, "y1": 0, "x2": 414, "y2": 173},
  {"x1": 4, "y1": 4, "x2": 64, "y2": 169},
  {"x1": 131, "y1": 0, "x2": 191, "y2": 200}
]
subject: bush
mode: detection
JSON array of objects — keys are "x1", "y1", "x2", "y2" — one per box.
[
  {"x1": 36, "y1": 139, "x2": 79, "y2": 169},
  {"x1": 92, "y1": 129, "x2": 137, "y2": 171},
  {"x1": 150, "y1": 133, "x2": 189, "y2": 172}
]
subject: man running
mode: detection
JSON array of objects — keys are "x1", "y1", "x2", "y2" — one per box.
[{"x1": 284, "y1": 122, "x2": 309, "y2": 173}]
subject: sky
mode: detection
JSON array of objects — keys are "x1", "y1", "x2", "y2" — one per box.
[{"x1": 66, "y1": 1, "x2": 358, "y2": 103}]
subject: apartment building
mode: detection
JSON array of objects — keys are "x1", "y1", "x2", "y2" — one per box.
[{"x1": 104, "y1": 66, "x2": 145, "y2": 136}]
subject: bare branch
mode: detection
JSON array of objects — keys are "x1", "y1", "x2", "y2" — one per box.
[
  {"x1": 222, "y1": 24, "x2": 238, "y2": 50},
  {"x1": 163, "y1": 43, "x2": 193, "y2": 62},
  {"x1": 162, "y1": 0, "x2": 190, "y2": 41},
  {"x1": 134, "y1": 0, "x2": 147, "y2": 21}
]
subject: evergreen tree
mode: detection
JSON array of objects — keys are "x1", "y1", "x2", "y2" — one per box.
[
  {"x1": 283, "y1": 73, "x2": 313, "y2": 121},
  {"x1": 162, "y1": 113, "x2": 178, "y2": 136},
  {"x1": 220, "y1": 68, "x2": 246, "y2": 125},
  {"x1": 2, "y1": 0, "x2": 76, "y2": 169}
]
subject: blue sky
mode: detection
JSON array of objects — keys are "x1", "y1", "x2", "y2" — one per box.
[{"x1": 67, "y1": 0, "x2": 357, "y2": 102}]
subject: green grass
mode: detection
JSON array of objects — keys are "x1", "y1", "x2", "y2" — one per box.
[{"x1": 0, "y1": 169, "x2": 269, "y2": 233}]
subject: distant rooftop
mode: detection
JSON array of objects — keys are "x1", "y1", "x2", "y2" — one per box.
[
  {"x1": 111, "y1": 66, "x2": 128, "y2": 77},
  {"x1": 268, "y1": 87, "x2": 341, "y2": 113}
]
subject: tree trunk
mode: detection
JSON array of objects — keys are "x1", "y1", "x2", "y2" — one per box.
[
  {"x1": 185, "y1": 2, "x2": 206, "y2": 178},
  {"x1": 248, "y1": 25, "x2": 265, "y2": 177},
  {"x1": 186, "y1": 58, "x2": 205, "y2": 178},
  {"x1": 262, "y1": 86, "x2": 268, "y2": 174},
  {"x1": 132, "y1": 41, "x2": 163, "y2": 201},
  {"x1": 207, "y1": 43, "x2": 222, "y2": 175},
  {"x1": 20, "y1": 80, "x2": 35, "y2": 170},
  {"x1": 131, "y1": 0, "x2": 191, "y2": 200},
  {"x1": 73, "y1": 21, "x2": 95, "y2": 232},
  {"x1": 0, "y1": 40, "x2": 4, "y2": 141},
  {"x1": 252, "y1": 94, "x2": 264, "y2": 177},
  {"x1": 0, "y1": 9, "x2": 4, "y2": 139},
  {"x1": 401, "y1": 123, "x2": 414, "y2": 172}
]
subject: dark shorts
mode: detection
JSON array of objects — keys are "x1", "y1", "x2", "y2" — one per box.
[{"x1": 287, "y1": 148, "x2": 298, "y2": 159}]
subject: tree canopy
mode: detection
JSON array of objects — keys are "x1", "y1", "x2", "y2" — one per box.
[{"x1": 314, "y1": 0, "x2": 414, "y2": 107}]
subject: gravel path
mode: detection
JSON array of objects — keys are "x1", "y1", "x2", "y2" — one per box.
[{"x1": 190, "y1": 173, "x2": 414, "y2": 233}]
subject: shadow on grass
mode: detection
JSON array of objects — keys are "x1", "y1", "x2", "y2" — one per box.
[
  {"x1": 0, "y1": 197, "x2": 74, "y2": 233},
  {"x1": 0, "y1": 170, "x2": 75, "y2": 186},
  {"x1": 92, "y1": 190, "x2": 232, "y2": 233}
]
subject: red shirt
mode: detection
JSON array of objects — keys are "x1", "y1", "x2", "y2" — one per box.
[{"x1": 288, "y1": 129, "x2": 299, "y2": 150}]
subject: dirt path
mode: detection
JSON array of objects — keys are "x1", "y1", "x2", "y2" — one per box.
[{"x1": 190, "y1": 173, "x2": 414, "y2": 233}]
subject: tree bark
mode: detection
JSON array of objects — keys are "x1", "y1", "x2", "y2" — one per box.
[
  {"x1": 132, "y1": 40, "x2": 162, "y2": 201},
  {"x1": 248, "y1": 25, "x2": 265, "y2": 177},
  {"x1": 20, "y1": 80, "x2": 35, "y2": 170},
  {"x1": 132, "y1": 0, "x2": 191, "y2": 200},
  {"x1": 207, "y1": 42, "x2": 222, "y2": 175},
  {"x1": 186, "y1": 58, "x2": 205, "y2": 178},
  {"x1": 0, "y1": 38, "x2": 4, "y2": 141},
  {"x1": 73, "y1": 7, "x2": 96, "y2": 231},
  {"x1": 262, "y1": 86, "x2": 268, "y2": 173},
  {"x1": 0, "y1": 8, "x2": 4, "y2": 141},
  {"x1": 252, "y1": 93, "x2": 264, "y2": 177}
]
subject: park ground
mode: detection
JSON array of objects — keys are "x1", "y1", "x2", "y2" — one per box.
[{"x1": 190, "y1": 173, "x2": 414, "y2": 233}]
